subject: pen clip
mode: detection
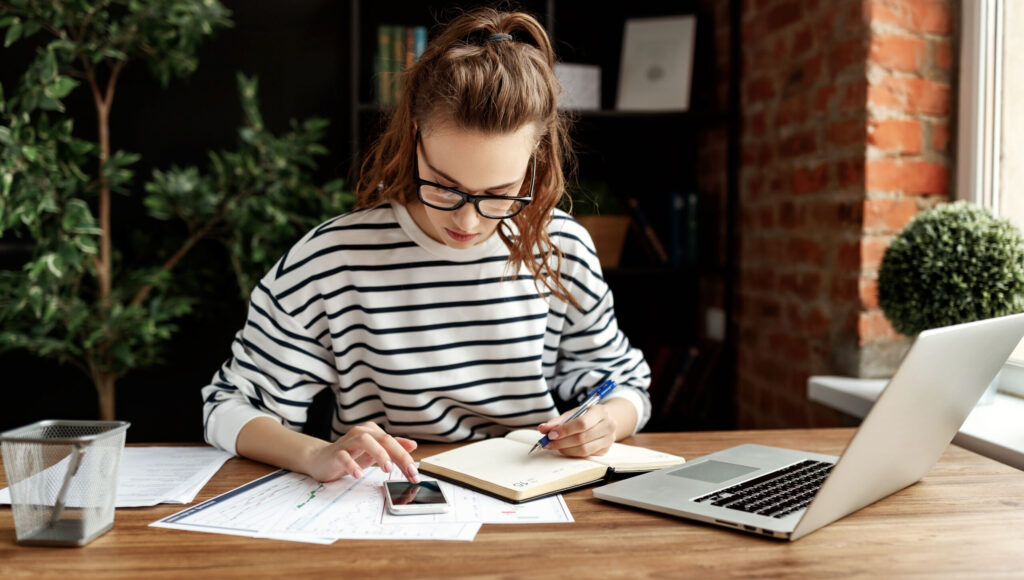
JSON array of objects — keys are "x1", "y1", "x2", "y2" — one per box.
[{"x1": 591, "y1": 379, "x2": 616, "y2": 400}]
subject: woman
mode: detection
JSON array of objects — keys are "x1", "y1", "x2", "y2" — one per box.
[{"x1": 201, "y1": 8, "x2": 652, "y2": 484}]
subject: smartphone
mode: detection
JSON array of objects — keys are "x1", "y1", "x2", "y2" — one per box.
[{"x1": 383, "y1": 479, "x2": 451, "y2": 515}]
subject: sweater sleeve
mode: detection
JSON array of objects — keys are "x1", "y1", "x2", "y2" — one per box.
[
  {"x1": 548, "y1": 216, "x2": 653, "y2": 433},
  {"x1": 201, "y1": 277, "x2": 338, "y2": 455}
]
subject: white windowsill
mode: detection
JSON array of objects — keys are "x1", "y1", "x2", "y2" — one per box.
[{"x1": 808, "y1": 374, "x2": 1024, "y2": 471}]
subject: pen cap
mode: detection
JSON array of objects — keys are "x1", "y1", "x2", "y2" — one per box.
[{"x1": 593, "y1": 379, "x2": 617, "y2": 399}]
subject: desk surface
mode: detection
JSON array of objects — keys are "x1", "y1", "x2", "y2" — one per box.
[{"x1": 2, "y1": 429, "x2": 1024, "y2": 579}]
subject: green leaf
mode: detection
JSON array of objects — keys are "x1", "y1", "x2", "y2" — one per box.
[
  {"x1": 3, "y1": 19, "x2": 21, "y2": 48},
  {"x1": 46, "y1": 76, "x2": 79, "y2": 99}
]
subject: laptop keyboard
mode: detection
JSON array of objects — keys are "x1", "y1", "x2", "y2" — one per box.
[{"x1": 693, "y1": 460, "x2": 833, "y2": 519}]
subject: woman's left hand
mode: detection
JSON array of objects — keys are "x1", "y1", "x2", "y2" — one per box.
[{"x1": 536, "y1": 397, "x2": 636, "y2": 457}]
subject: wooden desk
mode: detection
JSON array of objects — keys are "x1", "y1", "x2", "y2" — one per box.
[{"x1": 2, "y1": 429, "x2": 1024, "y2": 578}]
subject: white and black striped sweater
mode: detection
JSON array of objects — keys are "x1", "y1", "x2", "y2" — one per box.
[{"x1": 202, "y1": 203, "x2": 651, "y2": 455}]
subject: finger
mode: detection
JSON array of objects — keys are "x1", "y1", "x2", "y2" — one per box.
[
  {"x1": 343, "y1": 431, "x2": 399, "y2": 473},
  {"x1": 333, "y1": 449, "x2": 365, "y2": 480},
  {"x1": 379, "y1": 434, "x2": 420, "y2": 483},
  {"x1": 544, "y1": 407, "x2": 605, "y2": 445},
  {"x1": 395, "y1": 437, "x2": 418, "y2": 453},
  {"x1": 553, "y1": 426, "x2": 615, "y2": 457}
]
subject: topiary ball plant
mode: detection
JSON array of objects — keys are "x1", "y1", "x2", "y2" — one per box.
[{"x1": 879, "y1": 201, "x2": 1024, "y2": 336}]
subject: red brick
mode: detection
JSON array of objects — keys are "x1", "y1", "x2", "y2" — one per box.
[
  {"x1": 837, "y1": 158, "x2": 865, "y2": 188},
  {"x1": 861, "y1": 236, "x2": 891, "y2": 272},
  {"x1": 863, "y1": 197, "x2": 918, "y2": 232},
  {"x1": 869, "y1": 76, "x2": 951, "y2": 115},
  {"x1": 766, "y1": 0, "x2": 803, "y2": 33},
  {"x1": 838, "y1": 241, "x2": 861, "y2": 271},
  {"x1": 780, "y1": 131, "x2": 818, "y2": 158},
  {"x1": 803, "y1": 307, "x2": 829, "y2": 337},
  {"x1": 931, "y1": 121, "x2": 949, "y2": 151},
  {"x1": 865, "y1": 159, "x2": 949, "y2": 195},
  {"x1": 746, "y1": 77, "x2": 776, "y2": 103},
  {"x1": 869, "y1": 33, "x2": 926, "y2": 72},
  {"x1": 792, "y1": 24, "x2": 814, "y2": 55},
  {"x1": 860, "y1": 277, "x2": 879, "y2": 309},
  {"x1": 796, "y1": 272, "x2": 823, "y2": 301},
  {"x1": 791, "y1": 164, "x2": 826, "y2": 195},
  {"x1": 748, "y1": 110, "x2": 767, "y2": 137},
  {"x1": 778, "y1": 201, "x2": 804, "y2": 228},
  {"x1": 743, "y1": 144, "x2": 759, "y2": 168},
  {"x1": 831, "y1": 273, "x2": 860, "y2": 303},
  {"x1": 934, "y1": 38, "x2": 953, "y2": 70},
  {"x1": 828, "y1": 118, "x2": 865, "y2": 147},
  {"x1": 745, "y1": 267, "x2": 777, "y2": 291},
  {"x1": 867, "y1": 118, "x2": 922, "y2": 154},
  {"x1": 830, "y1": 37, "x2": 868, "y2": 75},
  {"x1": 785, "y1": 238, "x2": 826, "y2": 266},
  {"x1": 840, "y1": 81, "x2": 868, "y2": 113},
  {"x1": 776, "y1": 96, "x2": 810, "y2": 127},
  {"x1": 870, "y1": 0, "x2": 953, "y2": 35},
  {"x1": 858, "y1": 310, "x2": 899, "y2": 344},
  {"x1": 814, "y1": 85, "x2": 837, "y2": 115}
]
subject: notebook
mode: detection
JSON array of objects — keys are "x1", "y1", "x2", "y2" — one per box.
[
  {"x1": 418, "y1": 429, "x2": 685, "y2": 503},
  {"x1": 593, "y1": 313, "x2": 1024, "y2": 540}
]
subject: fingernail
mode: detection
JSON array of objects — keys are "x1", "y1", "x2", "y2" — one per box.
[
  {"x1": 352, "y1": 468, "x2": 364, "y2": 479},
  {"x1": 549, "y1": 431, "x2": 559, "y2": 440},
  {"x1": 383, "y1": 461, "x2": 394, "y2": 473},
  {"x1": 407, "y1": 464, "x2": 420, "y2": 483}
]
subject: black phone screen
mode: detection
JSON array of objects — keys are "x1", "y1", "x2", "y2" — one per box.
[{"x1": 385, "y1": 481, "x2": 448, "y2": 505}]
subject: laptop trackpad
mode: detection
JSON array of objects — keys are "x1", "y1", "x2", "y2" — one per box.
[{"x1": 668, "y1": 460, "x2": 758, "y2": 484}]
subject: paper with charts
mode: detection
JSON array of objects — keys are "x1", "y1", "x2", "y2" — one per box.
[{"x1": 151, "y1": 465, "x2": 573, "y2": 544}]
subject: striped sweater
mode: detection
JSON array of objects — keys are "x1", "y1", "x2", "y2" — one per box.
[{"x1": 202, "y1": 203, "x2": 652, "y2": 455}]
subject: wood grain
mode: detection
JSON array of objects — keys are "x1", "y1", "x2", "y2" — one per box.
[{"x1": 2, "y1": 429, "x2": 1023, "y2": 579}]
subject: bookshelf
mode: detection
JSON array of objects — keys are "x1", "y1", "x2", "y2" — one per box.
[{"x1": 345, "y1": 0, "x2": 739, "y2": 430}]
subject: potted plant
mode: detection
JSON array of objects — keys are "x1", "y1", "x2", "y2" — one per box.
[
  {"x1": 0, "y1": 4, "x2": 352, "y2": 421},
  {"x1": 811, "y1": 201, "x2": 1024, "y2": 418},
  {"x1": 564, "y1": 180, "x2": 631, "y2": 269},
  {"x1": 879, "y1": 201, "x2": 1024, "y2": 336},
  {"x1": 878, "y1": 201, "x2": 1024, "y2": 404}
]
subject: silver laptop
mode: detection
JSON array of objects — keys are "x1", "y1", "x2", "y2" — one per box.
[{"x1": 594, "y1": 312, "x2": 1024, "y2": 541}]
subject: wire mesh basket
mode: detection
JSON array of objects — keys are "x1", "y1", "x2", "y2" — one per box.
[{"x1": 0, "y1": 420, "x2": 130, "y2": 547}]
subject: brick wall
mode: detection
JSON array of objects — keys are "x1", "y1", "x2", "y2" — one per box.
[{"x1": 735, "y1": 0, "x2": 955, "y2": 428}]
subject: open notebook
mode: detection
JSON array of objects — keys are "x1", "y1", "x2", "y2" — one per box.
[{"x1": 418, "y1": 429, "x2": 685, "y2": 503}]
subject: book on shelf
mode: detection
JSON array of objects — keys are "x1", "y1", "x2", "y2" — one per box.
[
  {"x1": 418, "y1": 429, "x2": 685, "y2": 503},
  {"x1": 626, "y1": 196, "x2": 669, "y2": 264},
  {"x1": 665, "y1": 191, "x2": 699, "y2": 266},
  {"x1": 374, "y1": 25, "x2": 428, "y2": 106}
]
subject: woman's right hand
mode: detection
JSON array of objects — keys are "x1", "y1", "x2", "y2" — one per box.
[{"x1": 306, "y1": 422, "x2": 419, "y2": 483}]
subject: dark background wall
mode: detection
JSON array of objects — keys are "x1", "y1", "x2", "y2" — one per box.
[
  {"x1": 1, "y1": 0, "x2": 734, "y2": 442},
  {"x1": 0, "y1": 0, "x2": 354, "y2": 442}
]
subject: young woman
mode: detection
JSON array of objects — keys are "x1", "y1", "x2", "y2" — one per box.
[{"x1": 201, "y1": 8, "x2": 652, "y2": 484}]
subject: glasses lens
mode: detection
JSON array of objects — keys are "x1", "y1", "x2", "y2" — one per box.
[
  {"x1": 419, "y1": 184, "x2": 463, "y2": 209},
  {"x1": 478, "y1": 198, "x2": 527, "y2": 218}
]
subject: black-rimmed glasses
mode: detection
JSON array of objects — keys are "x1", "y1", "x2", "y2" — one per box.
[{"x1": 413, "y1": 143, "x2": 535, "y2": 219}]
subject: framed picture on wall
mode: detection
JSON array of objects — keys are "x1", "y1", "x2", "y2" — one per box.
[{"x1": 616, "y1": 15, "x2": 697, "y2": 112}]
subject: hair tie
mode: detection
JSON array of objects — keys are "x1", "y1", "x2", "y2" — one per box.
[{"x1": 486, "y1": 32, "x2": 513, "y2": 43}]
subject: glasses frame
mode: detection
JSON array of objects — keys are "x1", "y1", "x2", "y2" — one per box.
[{"x1": 413, "y1": 138, "x2": 535, "y2": 220}]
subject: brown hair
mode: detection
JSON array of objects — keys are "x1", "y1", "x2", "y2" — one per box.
[{"x1": 354, "y1": 7, "x2": 579, "y2": 308}]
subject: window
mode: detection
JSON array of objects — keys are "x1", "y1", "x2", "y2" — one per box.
[{"x1": 959, "y1": 0, "x2": 1024, "y2": 393}]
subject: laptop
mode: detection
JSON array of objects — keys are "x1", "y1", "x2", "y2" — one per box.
[{"x1": 593, "y1": 312, "x2": 1024, "y2": 541}]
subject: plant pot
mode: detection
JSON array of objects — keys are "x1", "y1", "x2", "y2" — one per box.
[{"x1": 576, "y1": 215, "x2": 631, "y2": 269}]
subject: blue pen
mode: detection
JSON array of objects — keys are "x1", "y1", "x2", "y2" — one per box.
[{"x1": 529, "y1": 379, "x2": 617, "y2": 455}]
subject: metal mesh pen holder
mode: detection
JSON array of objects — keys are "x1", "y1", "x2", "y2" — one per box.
[{"x1": 0, "y1": 420, "x2": 130, "y2": 547}]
